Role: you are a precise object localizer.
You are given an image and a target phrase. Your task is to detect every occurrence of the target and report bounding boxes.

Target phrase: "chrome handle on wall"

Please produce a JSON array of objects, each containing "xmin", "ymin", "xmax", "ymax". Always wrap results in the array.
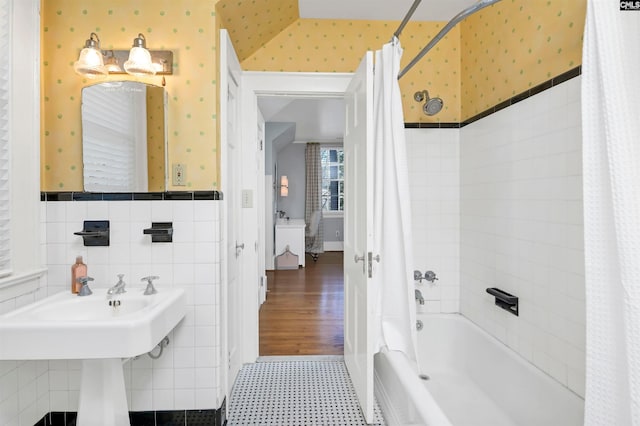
[{"xmin": 235, "ymin": 242, "xmax": 245, "ymax": 258}]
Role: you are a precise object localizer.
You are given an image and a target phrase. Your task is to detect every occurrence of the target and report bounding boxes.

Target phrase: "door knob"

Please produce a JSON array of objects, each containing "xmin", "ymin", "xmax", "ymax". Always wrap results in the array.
[{"xmin": 354, "ymin": 254, "xmax": 365, "ymax": 263}]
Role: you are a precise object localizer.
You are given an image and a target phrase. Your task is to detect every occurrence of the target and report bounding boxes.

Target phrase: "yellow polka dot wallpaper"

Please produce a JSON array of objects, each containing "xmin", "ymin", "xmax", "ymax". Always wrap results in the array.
[
  {"xmin": 41, "ymin": 0, "xmax": 586, "ymax": 191},
  {"xmin": 41, "ymin": 0, "xmax": 219, "ymax": 191},
  {"xmin": 216, "ymin": 0, "xmax": 299, "ymax": 62},
  {"xmin": 461, "ymin": 0, "xmax": 586, "ymax": 119},
  {"xmin": 146, "ymin": 85, "xmax": 166, "ymax": 192},
  {"xmin": 242, "ymin": 19, "xmax": 462, "ymax": 123}
]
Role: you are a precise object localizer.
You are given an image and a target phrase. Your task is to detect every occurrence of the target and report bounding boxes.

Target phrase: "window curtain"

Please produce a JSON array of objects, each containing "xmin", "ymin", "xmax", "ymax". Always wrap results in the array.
[
  {"xmin": 305, "ymin": 143, "xmax": 324, "ymax": 254},
  {"xmin": 582, "ymin": 1, "xmax": 640, "ymax": 424}
]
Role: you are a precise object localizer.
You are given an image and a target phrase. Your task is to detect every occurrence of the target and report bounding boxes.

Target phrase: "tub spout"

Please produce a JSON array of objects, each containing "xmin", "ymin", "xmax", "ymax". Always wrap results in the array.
[{"xmin": 415, "ymin": 289, "xmax": 425, "ymax": 305}]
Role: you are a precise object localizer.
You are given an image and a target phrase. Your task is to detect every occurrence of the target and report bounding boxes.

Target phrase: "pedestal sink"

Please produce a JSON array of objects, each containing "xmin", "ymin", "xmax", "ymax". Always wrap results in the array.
[{"xmin": 0, "ymin": 287, "xmax": 186, "ymax": 426}]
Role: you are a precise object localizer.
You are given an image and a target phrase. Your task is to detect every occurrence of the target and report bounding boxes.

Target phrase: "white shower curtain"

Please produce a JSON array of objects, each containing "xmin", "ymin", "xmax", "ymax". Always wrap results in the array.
[
  {"xmin": 372, "ymin": 38, "xmax": 418, "ymax": 362},
  {"xmin": 582, "ymin": 2, "xmax": 640, "ymax": 425}
]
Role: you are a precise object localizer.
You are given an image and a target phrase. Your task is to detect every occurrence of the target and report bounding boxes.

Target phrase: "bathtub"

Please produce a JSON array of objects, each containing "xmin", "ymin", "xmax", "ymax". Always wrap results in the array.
[{"xmin": 374, "ymin": 314, "xmax": 584, "ymax": 426}]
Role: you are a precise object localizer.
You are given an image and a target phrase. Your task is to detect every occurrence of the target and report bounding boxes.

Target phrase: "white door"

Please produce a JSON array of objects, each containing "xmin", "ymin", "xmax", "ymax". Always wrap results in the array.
[
  {"xmin": 220, "ymin": 30, "xmax": 243, "ymax": 394},
  {"xmin": 343, "ymin": 51, "xmax": 375, "ymax": 423}
]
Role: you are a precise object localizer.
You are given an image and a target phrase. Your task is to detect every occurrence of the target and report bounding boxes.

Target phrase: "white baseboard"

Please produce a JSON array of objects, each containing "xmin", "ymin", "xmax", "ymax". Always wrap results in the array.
[{"xmin": 323, "ymin": 241, "xmax": 344, "ymax": 251}]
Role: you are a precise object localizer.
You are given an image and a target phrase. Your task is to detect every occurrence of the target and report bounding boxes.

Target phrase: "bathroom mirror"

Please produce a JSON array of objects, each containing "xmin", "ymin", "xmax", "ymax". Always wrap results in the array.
[{"xmin": 81, "ymin": 81, "xmax": 167, "ymax": 192}]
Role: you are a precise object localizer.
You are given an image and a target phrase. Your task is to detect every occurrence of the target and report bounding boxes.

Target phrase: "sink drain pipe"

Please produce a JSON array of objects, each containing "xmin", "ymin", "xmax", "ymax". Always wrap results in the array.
[{"xmin": 147, "ymin": 336, "xmax": 170, "ymax": 359}]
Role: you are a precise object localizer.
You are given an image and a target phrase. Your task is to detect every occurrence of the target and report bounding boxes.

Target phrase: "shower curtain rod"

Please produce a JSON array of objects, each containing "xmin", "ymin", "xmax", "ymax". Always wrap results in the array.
[
  {"xmin": 392, "ymin": 0, "xmax": 422, "ymax": 41},
  {"xmin": 397, "ymin": 0, "xmax": 502, "ymax": 80}
]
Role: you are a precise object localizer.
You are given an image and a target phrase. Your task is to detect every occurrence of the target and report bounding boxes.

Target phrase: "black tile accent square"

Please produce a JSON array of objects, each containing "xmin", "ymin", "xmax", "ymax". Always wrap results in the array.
[
  {"xmin": 194, "ymin": 191, "xmax": 222, "ymax": 200},
  {"xmin": 65, "ymin": 412, "xmax": 77, "ymax": 426},
  {"xmin": 48, "ymin": 412, "xmax": 66, "ymax": 425},
  {"xmin": 164, "ymin": 192, "xmax": 194, "ymax": 200},
  {"xmin": 493, "ymin": 99, "xmax": 512, "ymax": 113},
  {"xmin": 102, "ymin": 192, "xmax": 134, "ymax": 201},
  {"xmin": 529, "ymin": 80, "xmax": 553, "ymax": 97},
  {"xmin": 510, "ymin": 91, "xmax": 530, "ymax": 105},
  {"xmin": 156, "ymin": 410, "xmax": 186, "ymax": 426},
  {"xmin": 72, "ymin": 192, "xmax": 103, "ymax": 201},
  {"xmin": 186, "ymin": 409, "xmax": 218, "ymax": 426},
  {"xmin": 553, "ymin": 66, "xmax": 581, "ymax": 85},
  {"xmin": 45, "ymin": 192, "xmax": 73, "ymax": 201},
  {"xmin": 129, "ymin": 411, "xmax": 156, "ymax": 426},
  {"xmin": 134, "ymin": 192, "xmax": 164, "ymax": 200}
]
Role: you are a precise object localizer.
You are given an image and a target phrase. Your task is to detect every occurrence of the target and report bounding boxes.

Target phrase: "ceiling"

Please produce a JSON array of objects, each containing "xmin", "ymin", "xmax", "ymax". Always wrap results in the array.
[
  {"xmin": 259, "ymin": 97, "xmax": 345, "ymax": 151},
  {"xmin": 259, "ymin": 0, "xmax": 479, "ymax": 149},
  {"xmin": 298, "ymin": 0, "xmax": 479, "ymax": 22}
]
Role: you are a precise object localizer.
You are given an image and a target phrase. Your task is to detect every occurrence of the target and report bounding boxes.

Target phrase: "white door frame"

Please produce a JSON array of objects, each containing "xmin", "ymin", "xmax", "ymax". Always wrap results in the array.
[{"xmin": 238, "ymin": 71, "xmax": 353, "ymax": 363}]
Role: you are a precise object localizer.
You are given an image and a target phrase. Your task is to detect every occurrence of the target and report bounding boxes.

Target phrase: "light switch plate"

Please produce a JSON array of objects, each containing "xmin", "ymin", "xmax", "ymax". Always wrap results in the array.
[
  {"xmin": 172, "ymin": 163, "xmax": 186, "ymax": 186},
  {"xmin": 242, "ymin": 189, "xmax": 253, "ymax": 208}
]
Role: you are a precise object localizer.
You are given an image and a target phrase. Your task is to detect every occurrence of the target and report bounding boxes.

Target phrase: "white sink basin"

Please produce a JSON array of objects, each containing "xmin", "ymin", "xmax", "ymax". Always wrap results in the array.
[{"xmin": 0, "ymin": 287, "xmax": 186, "ymax": 360}]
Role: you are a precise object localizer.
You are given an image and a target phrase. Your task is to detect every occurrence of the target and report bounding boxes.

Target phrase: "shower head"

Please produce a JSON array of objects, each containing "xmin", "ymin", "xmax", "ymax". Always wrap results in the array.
[
  {"xmin": 424, "ymin": 97, "xmax": 444, "ymax": 116},
  {"xmin": 414, "ymin": 90, "xmax": 444, "ymax": 116}
]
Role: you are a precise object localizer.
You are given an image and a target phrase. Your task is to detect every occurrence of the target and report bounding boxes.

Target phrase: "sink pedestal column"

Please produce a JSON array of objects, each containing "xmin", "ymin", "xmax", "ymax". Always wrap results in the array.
[{"xmin": 77, "ymin": 359, "xmax": 130, "ymax": 426}]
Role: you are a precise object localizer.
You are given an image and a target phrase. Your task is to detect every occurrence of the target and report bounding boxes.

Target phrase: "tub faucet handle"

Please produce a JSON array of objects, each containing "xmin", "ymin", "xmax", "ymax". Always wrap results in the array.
[{"xmin": 424, "ymin": 270, "xmax": 438, "ymax": 283}]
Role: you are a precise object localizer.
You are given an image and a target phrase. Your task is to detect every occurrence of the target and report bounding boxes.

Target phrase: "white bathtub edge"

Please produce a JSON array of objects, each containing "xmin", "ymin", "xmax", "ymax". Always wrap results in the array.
[
  {"xmin": 374, "ymin": 366, "xmax": 401, "ymax": 426},
  {"xmin": 374, "ymin": 350, "xmax": 452, "ymax": 426}
]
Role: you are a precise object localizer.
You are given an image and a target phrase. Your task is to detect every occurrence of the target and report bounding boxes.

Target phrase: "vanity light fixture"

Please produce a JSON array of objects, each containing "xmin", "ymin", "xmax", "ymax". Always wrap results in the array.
[
  {"xmin": 124, "ymin": 33, "xmax": 156, "ymax": 76},
  {"xmin": 280, "ymin": 176, "xmax": 289, "ymax": 197},
  {"xmin": 73, "ymin": 32, "xmax": 108, "ymax": 78},
  {"xmin": 74, "ymin": 32, "xmax": 173, "ymax": 78},
  {"xmin": 103, "ymin": 50, "xmax": 122, "ymax": 73}
]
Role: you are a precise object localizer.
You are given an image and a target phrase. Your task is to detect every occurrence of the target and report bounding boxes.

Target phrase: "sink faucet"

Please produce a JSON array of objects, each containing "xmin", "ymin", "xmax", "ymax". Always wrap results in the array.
[
  {"xmin": 107, "ymin": 274, "xmax": 127, "ymax": 298},
  {"xmin": 76, "ymin": 276, "xmax": 94, "ymax": 297},
  {"xmin": 415, "ymin": 289, "xmax": 425, "ymax": 305}
]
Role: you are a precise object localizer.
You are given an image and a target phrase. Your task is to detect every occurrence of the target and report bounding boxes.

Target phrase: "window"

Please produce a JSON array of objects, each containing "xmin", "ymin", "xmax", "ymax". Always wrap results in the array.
[{"xmin": 321, "ymin": 147, "xmax": 344, "ymax": 213}]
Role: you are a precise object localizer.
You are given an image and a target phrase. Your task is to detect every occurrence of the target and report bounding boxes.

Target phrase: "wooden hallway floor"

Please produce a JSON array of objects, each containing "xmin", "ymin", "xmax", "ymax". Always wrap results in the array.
[{"xmin": 259, "ymin": 251, "xmax": 344, "ymax": 356}]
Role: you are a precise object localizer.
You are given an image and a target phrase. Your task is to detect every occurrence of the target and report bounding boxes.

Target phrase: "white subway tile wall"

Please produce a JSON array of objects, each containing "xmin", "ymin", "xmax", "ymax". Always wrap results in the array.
[
  {"xmin": 0, "ymin": 292, "xmax": 49, "ymax": 426},
  {"xmin": 40, "ymin": 199, "xmax": 224, "ymax": 412},
  {"xmin": 406, "ymin": 129, "xmax": 461, "ymax": 313},
  {"xmin": 459, "ymin": 77, "xmax": 585, "ymax": 397}
]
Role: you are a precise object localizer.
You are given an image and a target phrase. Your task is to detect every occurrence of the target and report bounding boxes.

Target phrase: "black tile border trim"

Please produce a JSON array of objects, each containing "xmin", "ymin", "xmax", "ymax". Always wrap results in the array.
[
  {"xmin": 42, "ymin": 191, "xmax": 223, "ymax": 201},
  {"xmin": 405, "ymin": 66, "xmax": 581, "ymax": 129},
  {"xmin": 37, "ymin": 404, "xmax": 226, "ymax": 426}
]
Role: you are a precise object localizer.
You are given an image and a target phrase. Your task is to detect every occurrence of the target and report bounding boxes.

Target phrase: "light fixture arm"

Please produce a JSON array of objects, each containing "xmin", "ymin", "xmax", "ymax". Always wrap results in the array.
[
  {"xmin": 132, "ymin": 33, "xmax": 147, "ymax": 49},
  {"xmin": 84, "ymin": 32, "xmax": 101, "ymax": 49}
]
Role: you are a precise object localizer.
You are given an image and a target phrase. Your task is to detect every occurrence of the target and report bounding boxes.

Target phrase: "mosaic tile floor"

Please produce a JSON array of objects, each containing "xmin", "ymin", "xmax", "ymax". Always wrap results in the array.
[{"xmin": 227, "ymin": 356, "xmax": 386, "ymax": 425}]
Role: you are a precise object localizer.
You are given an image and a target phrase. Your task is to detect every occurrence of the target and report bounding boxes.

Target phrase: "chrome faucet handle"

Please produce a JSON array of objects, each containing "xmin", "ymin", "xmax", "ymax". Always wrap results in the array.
[
  {"xmin": 424, "ymin": 270, "xmax": 438, "ymax": 283},
  {"xmin": 141, "ymin": 276, "xmax": 159, "ymax": 295},
  {"xmin": 76, "ymin": 276, "xmax": 94, "ymax": 297},
  {"xmin": 115, "ymin": 274, "xmax": 127, "ymax": 294},
  {"xmin": 413, "ymin": 270, "xmax": 424, "ymax": 282}
]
